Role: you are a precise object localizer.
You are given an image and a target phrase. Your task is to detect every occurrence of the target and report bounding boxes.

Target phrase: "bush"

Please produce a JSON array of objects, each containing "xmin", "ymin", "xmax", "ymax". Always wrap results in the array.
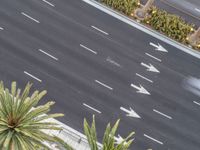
[
  {"xmin": 101, "ymin": 0, "xmax": 140, "ymax": 15},
  {"xmin": 143, "ymin": 6, "xmax": 195, "ymax": 44}
]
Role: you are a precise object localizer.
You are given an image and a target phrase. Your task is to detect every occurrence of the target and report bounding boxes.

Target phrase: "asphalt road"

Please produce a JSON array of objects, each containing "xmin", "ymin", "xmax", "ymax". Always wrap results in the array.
[
  {"xmin": 141, "ymin": 0, "xmax": 200, "ymax": 26},
  {"xmin": 0, "ymin": 0, "xmax": 200, "ymax": 150}
]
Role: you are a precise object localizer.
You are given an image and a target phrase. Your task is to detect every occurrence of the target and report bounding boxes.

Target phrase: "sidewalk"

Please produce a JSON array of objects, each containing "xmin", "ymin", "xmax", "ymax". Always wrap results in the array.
[{"xmin": 43, "ymin": 118, "xmax": 102, "ymax": 150}]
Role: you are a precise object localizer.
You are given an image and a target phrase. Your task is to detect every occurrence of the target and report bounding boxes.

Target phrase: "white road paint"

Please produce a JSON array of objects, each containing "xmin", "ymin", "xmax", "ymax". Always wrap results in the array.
[
  {"xmin": 144, "ymin": 134, "xmax": 164, "ymax": 145},
  {"xmin": 131, "ymin": 83, "xmax": 150, "ymax": 95},
  {"xmin": 120, "ymin": 107, "xmax": 141, "ymax": 118},
  {"xmin": 80, "ymin": 44, "xmax": 97, "ymax": 54},
  {"xmin": 153, "ymin": 109, "xmax": 172, "ymax": 119},
  {"xmin": 95, "ymin": 80, "xmax": 113, "ymax": 90},
  {"xmin": 195, "ymin": 8, "xmax": 200, "ymax": 13},
  {"xmin": 114, "ymin": 135, "xmax": 126, "ymax": 145},
  {"xmin": 24, "ymin": 71, "xmax": 42, "ymax": 82},
  {"xmin": 145, "ymin": 53, "xmax": 162, "ymax": 62},
  {"xmin": 21, "ymin": 12, "xmax": 40, "ymax": 23},
  {"xmin": 91, "ymin": 25, "xmax": 109, "ymax": 35},
  {"xmin": 83, "ymin": 103, "xmax": 102, "ymax": 114},
  {"xmin": 0, "ymin": 27, "xmax": 4, "ymax": 30},
  {"xmin": 150, "ymin": 42, "xmax": 168, "ymax": 52},
  {"xmin": 141, "ymin": 62, "xmax": 160, "ymax": 73},
  {"xmin": 42, "ymin": 0, "xmax": 55, "ymax": 7},
  {"xmin": 106, "ymin": 57, "xmax": 121, "ymax": 67},
  {"xmin": 38, "ymin": 49, "xmax": 58, "ymax": 60},
  {"xmin": 136, "ymin": 73, "xmax": 153, "ymax": 83},
  {"xmin": 193, "ymin": 101, "xmax": 200, "ymax": 106}
]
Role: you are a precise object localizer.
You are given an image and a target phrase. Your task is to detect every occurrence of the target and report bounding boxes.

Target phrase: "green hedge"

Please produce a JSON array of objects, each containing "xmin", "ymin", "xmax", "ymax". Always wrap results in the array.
[
  {"xmin": 100, "ymin": 0, "xmax": 140, "ymax": 15},
  {"xmin": 143, "ymin": 6, "xmax": 195, "ymax": 44}
]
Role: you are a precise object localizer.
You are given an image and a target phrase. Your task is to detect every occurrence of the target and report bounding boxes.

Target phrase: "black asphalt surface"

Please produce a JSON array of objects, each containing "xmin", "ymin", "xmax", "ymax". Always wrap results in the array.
[{"xmin": 0, "ymin": 0, "xmax": 200, "ymax": 150}]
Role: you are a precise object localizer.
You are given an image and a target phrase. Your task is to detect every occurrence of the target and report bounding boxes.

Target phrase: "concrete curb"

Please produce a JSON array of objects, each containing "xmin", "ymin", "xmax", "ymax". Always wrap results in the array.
[{"xmin": 82, "ymin": 0, "xmax": 200, "ymax": 59}]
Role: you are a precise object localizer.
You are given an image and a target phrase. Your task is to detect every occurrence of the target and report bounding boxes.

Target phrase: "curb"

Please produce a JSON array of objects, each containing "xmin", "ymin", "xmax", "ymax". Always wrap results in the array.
[{"xmin": 82, "ymin": 0, "xmax": 200, "ymax": 59}]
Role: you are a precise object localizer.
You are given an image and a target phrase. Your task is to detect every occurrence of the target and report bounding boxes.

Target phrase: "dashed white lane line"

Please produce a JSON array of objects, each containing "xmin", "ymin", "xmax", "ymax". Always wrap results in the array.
[
  {"xmin": 144, "ymin": 134, "xmax": 164, "ymax": 145},
  {"xmin": 80, "ymin": 44, "xmax": 97, "ymax": 54},
  {"xmin": 145, "ymin": 53, "xmax": 162, "ymax": 62},
  {"xmin": 91, "ymin": 25, "xmax": 109, "ymax": 35},
  {"xmin": 136, "ymin": 73, "xmax": 153, "ymax": 83},
  {"xmin": 195, "ymin": 8, "xmax": 200, "ymax": 13},
  {"xmin": 21, "ymin": 12, "xmax": 40, "ymax": 23},
  {"xmin": 193, "ymin": 101, "xmax": 200, "ymax": 106},
  {"xmin": 153, "ymin": 109, "xmax": 172, "ymax": 120},
  {"xmin": 95, "ymin": 80, "xmax": 113, "ymax": 90},
  {"xmin": 24, "ymin": 71, "xmax": 42, "ymax": 82},
  {"xmin": 0, "ymin": 27, "xmax": 4, "ymax": 30},
  {"xmin": 83, "ymin": 103, "xmax": 102, "ymax": 114},
  {"xmin": 42, "ymin": 0, "xmax": 55, "ymax": 7},
  {"xmin": 38, "ymin": 49, "xmax": 58, "ymax": 61}
]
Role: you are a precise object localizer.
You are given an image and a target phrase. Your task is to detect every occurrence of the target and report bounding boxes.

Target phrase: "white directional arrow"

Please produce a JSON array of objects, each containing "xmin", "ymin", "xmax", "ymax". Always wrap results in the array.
[
  {"xmin": 141, "ymin": 62, "xmax": 160, "ymax": 73},
  {"xmin": 114, "ymin": 134, "xmax": 126, "ymax": 145},
  {"xmin": 131, "ymin": 84, "xmax": 151, "ymax": 95},
  {"xmin": 150, "ymin": 42, "xmax": 168, "ymax": 52},
  {"xmin": 120, "ymin": 107, "xmax": 141, "ymax": 118}
]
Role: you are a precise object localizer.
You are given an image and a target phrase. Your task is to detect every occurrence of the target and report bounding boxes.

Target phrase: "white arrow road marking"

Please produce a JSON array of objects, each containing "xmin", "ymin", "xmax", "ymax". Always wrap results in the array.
[
  {"xmin": 24, "ymin": 71, "xmax": 42, "ymax": 82},
  {"xmin": 114, "ymin": 135, "xmax": 126, "ymax": 145},
  {"xmin": 153, "ymin": 109, "xmax": 172, "ymax": 120},
  {"xmin": 144, "ymin": 134, "xmax": 164, "ymax": 145},
  {"xmin": 145, "ymin": 53, "xmax": 162, "ymax": 62},
  {"xmin": 42, "ymin": 0, "xmax": 55, "ymax": 7},
  {"xmin": 150, "ymin": 42, "xmax": 168, "ymax": 52},
  {"xmin": 131, "ymin": 84, "xmax": 150, "ymax": 95},
  {"xmin": 95, "ymin": 80, "xmax": 113, "ymax": 90},
  {"xmin": 120, "ymin": 107, "xmax": 141, "ymax": 118},
  {"xmin": 141, "ymin": 62, "xmax": 160, "ymax": 73},
  {"xmin": 91, "ymin": 25, "xmax": 109, "ymax": 35},
  {"xmin": 83, "ymin": 103, "xmax": 101, "ymax": 114},
  {"xmin": 136, "ymin": 73, "xmax": 153, "ymax": 83},
  {"xmin": 21, "ymin": 12, "xmax": 40, "ymax": 23},
  {"xmin": 193, "ymin": 101, "xmax": 200, "ymax": 106},
  {"xmin": 38, "ymin": 49, "xmax": 58, "ymax": 61}
]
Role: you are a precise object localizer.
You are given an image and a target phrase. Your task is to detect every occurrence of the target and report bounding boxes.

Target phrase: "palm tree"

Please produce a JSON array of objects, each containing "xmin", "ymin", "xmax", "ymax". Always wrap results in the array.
[
  {"xmin": 0, "ymin": 81, "xmax": 64, "ymax": 150},
  {"xmin": 84, "ymin": 115, "xmax": 134, "ymax": 150}
]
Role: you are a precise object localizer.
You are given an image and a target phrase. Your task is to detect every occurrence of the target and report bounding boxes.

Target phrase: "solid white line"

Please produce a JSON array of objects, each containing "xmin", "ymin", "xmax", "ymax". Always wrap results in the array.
[
  {"xmin": 21, "ymin": 12, "xmax": 40, "ymax": 23},
  {"xmin": 145, "ymin": 53, "xmax": 161, "ymax": 62},
  {"xmin": 144, "ymin": 134, "xmax": 163, "ymax": 145},
  {"xmin": 0, "ymin": 27, "xmax": 4, "ymax": 30},
  {"xmin": 80, "ymin": 44, "xmax": 97, "ymax": 54},
  {"xmin": 38, "ymin": 49, "xmax": 58, "ymax": 60},
  {"xmin": 95, "ymin": 80, "xmax": 113, "ymax": 90},
  {"xmin": 136, "ymin": 73, "xmax": 153, "ymax": 83},
  {"xmin": 193, "ymin": 101, "xmax": 200, "ymax": 106},
  {"xmin": 195, "ymin": 8, "xmax": 200, "ymax": 13},
  {"xmin": 153, "ymin": 109, "xmax": 172, "ymax": 119},
  {"xmin": 83, "ymin": 103, "xmax": 102, "ymax": 114},
  {"xmin": 42, "ymin": 0, "xmax": 55, "ymax": 7},
  {"xmin": 91, "ymin": 25, "xmax": 109, "ymax": 35},
  {"xmin": 24, "ymin": 71, "xmax": 42, "ymax": 82}
]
